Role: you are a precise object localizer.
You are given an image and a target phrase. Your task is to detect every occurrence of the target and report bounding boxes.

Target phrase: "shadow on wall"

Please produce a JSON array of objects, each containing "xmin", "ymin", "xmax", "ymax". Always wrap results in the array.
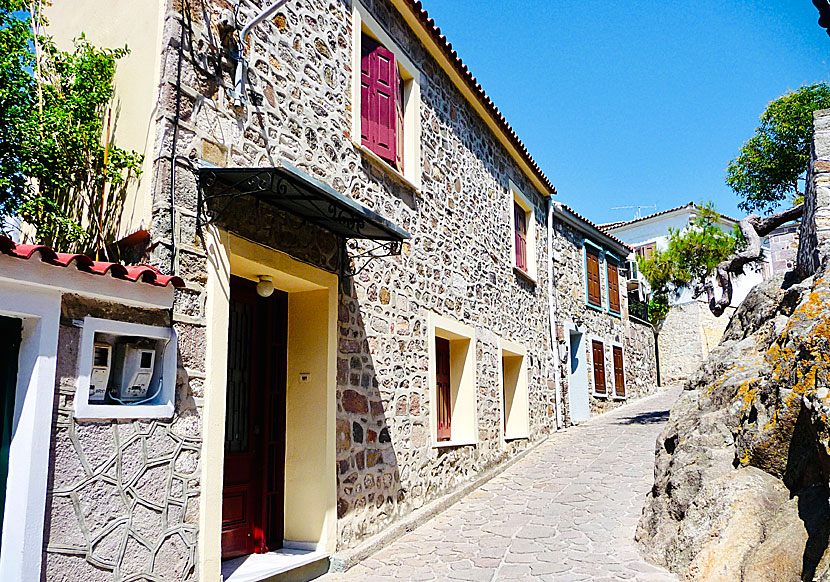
[{"xmin": 336, "ymin": 277, "xmax": 407, "ymax": 548}]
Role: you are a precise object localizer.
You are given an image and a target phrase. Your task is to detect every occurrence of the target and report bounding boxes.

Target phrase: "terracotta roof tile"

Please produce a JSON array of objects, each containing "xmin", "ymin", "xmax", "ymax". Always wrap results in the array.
[
  {"xmin": 599, "ymin": 202, "xmax": 741, "ymax": 231},
  {"xmin": 0, "ymin": 235, "xmax": 185, "ymax": 288},
  {"xmin": 554, "ymin": 203, "xmax": 632, "ymax": 251}
]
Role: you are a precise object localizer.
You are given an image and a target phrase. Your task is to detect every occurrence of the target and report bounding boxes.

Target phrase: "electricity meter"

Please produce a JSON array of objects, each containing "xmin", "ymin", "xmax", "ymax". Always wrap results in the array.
[
  {"xmin": 89, "ymin": 343, "xmax": 112, "ymax": 403},
  {"xmin": 113, "ymin": 343, "xmax": 156, "ymax": 401}
]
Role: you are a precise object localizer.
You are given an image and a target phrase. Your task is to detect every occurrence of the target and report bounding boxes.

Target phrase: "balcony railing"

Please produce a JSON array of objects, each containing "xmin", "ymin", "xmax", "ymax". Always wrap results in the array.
[{"xmin": 629, "ymin": 298, "xmax": 649, "ymax": 322}]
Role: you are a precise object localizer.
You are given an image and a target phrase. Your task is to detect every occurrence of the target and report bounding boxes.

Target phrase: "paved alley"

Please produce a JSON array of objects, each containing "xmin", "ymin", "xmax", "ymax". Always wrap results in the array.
[{"xmin": 322, "ymin": 386, "xmax": 682, "ymax": 582}]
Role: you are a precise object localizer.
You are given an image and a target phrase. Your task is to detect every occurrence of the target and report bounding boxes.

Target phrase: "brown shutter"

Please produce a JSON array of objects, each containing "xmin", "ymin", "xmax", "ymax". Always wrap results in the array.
[
  {"xmin": 586, "ymin": 248, "xmax": 601, "ymax": 307},
  {"xmin": 613, "ymin": 346, "xmax": 625, "ymax": 398},
  {"xmin": 592, "ymin": 340, "xmax": 606, "ymax": 395},
  {"xmin": 436, "ymin": 337, "xmax": 452, "ymax": 441},
  {"xmin": 608, "ymin": 261, "xmax": 620, "ymax": 313}
]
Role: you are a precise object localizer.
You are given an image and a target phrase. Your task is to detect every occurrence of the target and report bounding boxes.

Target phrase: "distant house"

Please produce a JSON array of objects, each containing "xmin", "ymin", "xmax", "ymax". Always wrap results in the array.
[{"xmin": 602, "ymin": 203, "xmax": 771, "ymax": 383}]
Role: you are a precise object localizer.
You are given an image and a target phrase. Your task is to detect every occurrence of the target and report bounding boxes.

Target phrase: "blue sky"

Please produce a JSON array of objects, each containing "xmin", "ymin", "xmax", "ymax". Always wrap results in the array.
[{"xmin": 420, "ymin": 0, "xmax": 830, "ymax": 224}]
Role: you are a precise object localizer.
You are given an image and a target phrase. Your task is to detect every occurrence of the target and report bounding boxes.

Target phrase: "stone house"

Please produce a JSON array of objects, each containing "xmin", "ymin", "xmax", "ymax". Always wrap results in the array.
[
  {"xmin": 23, "ymin": 0, "xmax": 660, "ymax": 580},
  {"xmin": 602, "ymin": 202, "xmax": 770, "ymax": 384},
  {"xmin": 551, "ymin": 204, "xmax": 658, "ymax": 424}
]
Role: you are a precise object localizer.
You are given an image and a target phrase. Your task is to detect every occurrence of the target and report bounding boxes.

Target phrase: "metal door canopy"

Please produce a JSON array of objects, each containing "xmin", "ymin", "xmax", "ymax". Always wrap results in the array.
[{"xmin": 197, "ymin": 161, "xmax": 411, "ymax": 243}]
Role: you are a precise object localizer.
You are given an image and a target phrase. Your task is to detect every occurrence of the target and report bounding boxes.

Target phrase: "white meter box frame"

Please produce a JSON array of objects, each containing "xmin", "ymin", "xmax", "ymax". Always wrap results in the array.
[{"xmin": 74, "ymin": 316, "xmax": 178, "ymax": 420}]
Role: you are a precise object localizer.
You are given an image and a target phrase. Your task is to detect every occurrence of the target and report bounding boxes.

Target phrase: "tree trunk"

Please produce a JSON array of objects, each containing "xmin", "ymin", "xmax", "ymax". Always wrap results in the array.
[{"xmin": 705, "ymin": 204, "xmax": 803, "ymax": 316}]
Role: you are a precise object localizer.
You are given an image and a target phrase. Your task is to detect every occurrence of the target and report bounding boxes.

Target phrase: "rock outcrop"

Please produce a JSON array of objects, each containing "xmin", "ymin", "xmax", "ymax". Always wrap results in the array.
[
  {"xmin": 637, "ymin": 107, "xmax": 830, "ymax": 582},
  {"xmin": 637, "ymin": 258, "xmax": 830, "ymax": 581}
]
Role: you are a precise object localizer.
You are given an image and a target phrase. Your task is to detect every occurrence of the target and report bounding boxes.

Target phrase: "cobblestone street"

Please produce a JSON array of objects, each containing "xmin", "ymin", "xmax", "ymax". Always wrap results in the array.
[{"xmin": 322, "ymin": 387, "xmax": 682, "ymax": 582}]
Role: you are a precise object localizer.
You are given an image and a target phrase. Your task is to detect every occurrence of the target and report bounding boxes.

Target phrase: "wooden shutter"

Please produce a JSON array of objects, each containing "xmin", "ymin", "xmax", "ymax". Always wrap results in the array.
[
  {"xmin": 607, "ymin": 261, "xmax": 620, "ymax": 313},
  {"xmin": 592, "ymin": 340, "xmax": 606, "ymax": 395},
  {"xmin": 395, "ymin": 69, "xmax": 404, "ymax": 173},
  {"xmin": 613, "ymin": 346, "xmax": 625, "ymax": 398},
  {"xmin": 514, "ymin": 202, "xmax": 527, "ymax": 272},
  {"xmin": 360, "ymin": 34, "xmax": 398, "ymax": 165},
  {"xmin": 586, "ymin": 248, "xmax": 601, "ymax": 307},
  {"xmin": 436, "ymin": 337, "xmax": 452, "ymax": 441}
]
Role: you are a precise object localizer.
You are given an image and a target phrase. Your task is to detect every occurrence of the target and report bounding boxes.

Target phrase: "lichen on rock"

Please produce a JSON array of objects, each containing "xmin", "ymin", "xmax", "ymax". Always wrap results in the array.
[{"xmin": 636, "ymin": 252, "xmax": 830, "ymax": 581}]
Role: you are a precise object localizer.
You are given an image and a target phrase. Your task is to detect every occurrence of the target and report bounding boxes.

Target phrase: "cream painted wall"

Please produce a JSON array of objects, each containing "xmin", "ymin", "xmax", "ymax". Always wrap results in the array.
[
  {"xmin": 285, "ymin": 289, "xmax": 337, "ymax": 551},
  {"xmin": 200, "ymin": 230, "xmax": 338, "ymax": 580},
  {"xmin": 500, "ymin": 339, "xmax": 528, "ymax": 440},
  {"xmin": 47, "ymin": 0, "xmax": 165, "ymax": 239}
]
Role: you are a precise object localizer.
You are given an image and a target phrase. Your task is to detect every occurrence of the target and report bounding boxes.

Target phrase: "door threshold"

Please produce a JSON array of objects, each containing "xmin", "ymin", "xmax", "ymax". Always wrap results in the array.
[{"xmin": 221, "ymin": 548, "xmax": 330, "ymax": 582}]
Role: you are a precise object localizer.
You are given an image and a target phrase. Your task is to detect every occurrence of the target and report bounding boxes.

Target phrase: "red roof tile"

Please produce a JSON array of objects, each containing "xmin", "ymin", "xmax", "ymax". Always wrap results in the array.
[
  {"xmin": 0, "ymin": 235, "xmax": 185, "ymax": 289},
  {"xmin": 554, "ymin": 203, "xmax": 633, "ymax": 251},
  {"xmin": 404, "ymin": 1, "xmax": 556, "ymax": 196}
]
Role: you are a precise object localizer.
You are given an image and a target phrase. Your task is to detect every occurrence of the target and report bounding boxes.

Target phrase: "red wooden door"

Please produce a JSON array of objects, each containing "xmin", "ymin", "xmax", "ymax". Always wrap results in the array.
[
  {"xmin": 592, "ymin": 340, "xmax": 606, "ymax": 395},
  {"xmin": 222, "ymin": 277, "xmax": 287, "ymax": 559},
  {"xmin": 613, "ymin": 346, "xmax": 625, "ymax": 398},
  {"xmin": 436, "ymin": 337, "xmax": 452, "ymax": 442}
]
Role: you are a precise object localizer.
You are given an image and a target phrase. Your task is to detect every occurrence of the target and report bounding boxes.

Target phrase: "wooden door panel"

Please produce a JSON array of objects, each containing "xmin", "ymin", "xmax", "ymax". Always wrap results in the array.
[
  {"xmin": 613, "ymin": 346, "xmax": 625, "ymax": 397},
  {"xmin": 222, "ymin": 277, "xmax": 287, "ymax": 560},
  {"xmin": 592, "ymin": 340, "xmax": 606, "ymax": 395}
]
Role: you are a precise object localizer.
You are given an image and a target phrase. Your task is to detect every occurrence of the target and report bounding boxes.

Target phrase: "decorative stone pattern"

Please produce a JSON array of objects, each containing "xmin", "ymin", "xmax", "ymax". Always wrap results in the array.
[
  {"xmin": 42, "ymin": 295, "xmax": 200, "ymax": 581},
  {"xmin": 550, "ymin": 220, "xmax": 658, "ymax": 422}
]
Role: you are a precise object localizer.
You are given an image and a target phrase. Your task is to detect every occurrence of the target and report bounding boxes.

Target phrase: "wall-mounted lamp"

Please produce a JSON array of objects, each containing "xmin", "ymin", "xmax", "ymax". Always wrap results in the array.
[{"xmin": 256, "ymin": 275, "xmax": 274, "ymax": 298}]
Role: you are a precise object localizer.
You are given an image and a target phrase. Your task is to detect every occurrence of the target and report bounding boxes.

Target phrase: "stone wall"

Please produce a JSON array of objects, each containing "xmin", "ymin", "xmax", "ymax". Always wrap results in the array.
[
  {"xmin": 657, "ymin": 301, "xmax": 734, "ymax": 385},
  {"xmin": 148, "ymin": 0, "xmax": 558, "ymax": 554},
  {"xmin": 42, "ymin": 295, "xmax": 200, "ymax": 581},
  {"xmin": 798, "ymin": 108, "xmax": 830, "ymax": 278},
  {"xmin": 551, "ymin": 220, "xmax": 658, "ymax": 423}
]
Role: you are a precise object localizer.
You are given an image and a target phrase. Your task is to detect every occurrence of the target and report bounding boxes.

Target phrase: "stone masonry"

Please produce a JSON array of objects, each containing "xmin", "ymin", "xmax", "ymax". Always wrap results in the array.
[
  {"xmin": 551, "ymin": 218, "xmax": 658, "ymax": 422},
  {"xmin": 39, "ymin": 0, "xmax": 658, "ymax": 577},
  {"xmin": 42, "ymin": 295, "xmax": 200, "ymax": 581}
]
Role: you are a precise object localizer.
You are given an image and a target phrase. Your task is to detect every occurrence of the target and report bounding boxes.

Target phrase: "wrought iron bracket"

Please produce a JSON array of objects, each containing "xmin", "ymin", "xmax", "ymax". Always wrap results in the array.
[
  {"xmin": 196, "ymin": 168, "xmax": 275, "ymax": 234},
  {"xmin": 342, "ymin": 239, "xmax": 403, "ymax": 279}
]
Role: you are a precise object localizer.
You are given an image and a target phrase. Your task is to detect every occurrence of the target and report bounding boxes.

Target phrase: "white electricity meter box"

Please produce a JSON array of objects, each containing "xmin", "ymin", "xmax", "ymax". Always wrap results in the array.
[
  {"xmin": 89, "ymin": 343, "xmax": 112, "ymax": 403},
  {"xmin": 112, "ymin": 343, "xmax": 157, "ymax": 401}
]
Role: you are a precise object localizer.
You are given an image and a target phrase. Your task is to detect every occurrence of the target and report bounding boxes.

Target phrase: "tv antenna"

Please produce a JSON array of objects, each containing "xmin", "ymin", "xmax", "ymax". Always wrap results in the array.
[{"xmin": 611, "ymin": 205, "xmax": 658, "ymax": 220}]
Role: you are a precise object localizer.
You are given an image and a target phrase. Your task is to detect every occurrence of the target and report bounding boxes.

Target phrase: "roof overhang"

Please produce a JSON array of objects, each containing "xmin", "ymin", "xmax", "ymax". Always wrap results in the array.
[
  {"xmin": 553, "ymin": 203, "xmax": 631, "ymax": 258},
  {"xmin": 198, "ymin": 162, "xmax": 411, "ymax": 243}
]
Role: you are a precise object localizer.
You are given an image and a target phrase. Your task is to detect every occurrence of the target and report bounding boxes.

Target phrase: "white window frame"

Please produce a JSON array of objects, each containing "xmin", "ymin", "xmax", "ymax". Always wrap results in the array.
[
  {"xmin": 351, "ymin": 1, "xmax": 422, "ymax": 190},
  {"xmin": 610, "ymin": 341, "xmax": 627, "ymax": 400},
  {"xmin": 74, "ymin": 317, "xmax": 177, "ymax": 420},
  {"xmin": 509, "ymin": 180, "xmax": 538, "ymax": 283},
  {"xmin": 499, "ymin": 338, "xmax": 529, "ymax": 441},
  {"xmin": 428, "ymin": 312, "xmax": 477, "ymax": 447}
]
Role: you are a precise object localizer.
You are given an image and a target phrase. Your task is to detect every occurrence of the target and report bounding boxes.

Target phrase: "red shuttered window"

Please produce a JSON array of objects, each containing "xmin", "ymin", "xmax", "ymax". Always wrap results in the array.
[
  {"xmin": 514, "ymin": 202, "xmax": 527, "ymax": 272},
  {"xmin": 592, "ymin": 340, "xmax": 606, "ymax": 395},
  {"xmin": 361, "ymin": 34, "xmax": 403, "ymax": 172},
  {"xmin": 435, "ymin": 337, "xmax": 452, "ymax": 442},
  {"xmin": 586, "ymin": 248, "xmax": 601, "ymax": 307},
  {"xmin": 613, "ymin": 346, "xmax": 625, "ymax": 398},
  {"xmin": 607, "ymin": 261, "xmax": 620, "ymax": 314}
]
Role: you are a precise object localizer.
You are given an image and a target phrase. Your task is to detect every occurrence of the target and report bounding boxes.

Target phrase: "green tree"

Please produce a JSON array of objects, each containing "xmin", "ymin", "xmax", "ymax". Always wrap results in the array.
[
  {"xmin": 726, "ymin": 83, "xmax": 830, "ymax": 215},
  {"xmin": 0, "ymin": 1, "xmax": 142, "ymax": 256},
  {"xmin": 638, "ymin": 203, "xmax": 741, "ymax": 326}
]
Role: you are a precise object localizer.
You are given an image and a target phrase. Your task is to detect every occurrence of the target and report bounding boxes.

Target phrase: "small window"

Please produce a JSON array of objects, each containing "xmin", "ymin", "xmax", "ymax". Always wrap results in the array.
[
  {"xmin": 636, "ymin": 243, "xmax": 656, "ymax": 260},
  {"xmin": 501, "ymin": 340, "xmax": 529, "ymax": 440},
  {"xmin": 607, "ymin": 260, "xmax": 621, "ymax": 314},
  {"xmin": 586, "ymin": 247, "xmax": 602, "ymax": 308},
  {"xmin": 514, "ymin": 201, "xmax": 527, "ymax": 272},
  {"xmin": 360, "ymin": 33, "xmax": 404, "ymax": 173},
  {"xmin": 435, "ymin": 337, "xmax": 452, "ymax": 442},
  {"xmin": 510, "ymin": 183, "xmax": 537, "ymax": 281},
  {"xmin": 429, "ymin": 313, "xmax": 477, "ymax": 447},
  {"xmin": 592, "ymin": 340, "xmax": 606, "ymax": 396},
  {"xmin": 613, "ymin": 345, "xmax": 625, "ymax": 398}
]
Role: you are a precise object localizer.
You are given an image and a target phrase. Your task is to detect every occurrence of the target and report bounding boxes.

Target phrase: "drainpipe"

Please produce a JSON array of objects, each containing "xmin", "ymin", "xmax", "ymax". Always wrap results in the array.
[
  {"xmin": 229, "ymin": 0, "xmax": 289, "ymax": 106},
  {"xmin": 548, "ymin": 198, "xmax": 562, "ymax": 430}
]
